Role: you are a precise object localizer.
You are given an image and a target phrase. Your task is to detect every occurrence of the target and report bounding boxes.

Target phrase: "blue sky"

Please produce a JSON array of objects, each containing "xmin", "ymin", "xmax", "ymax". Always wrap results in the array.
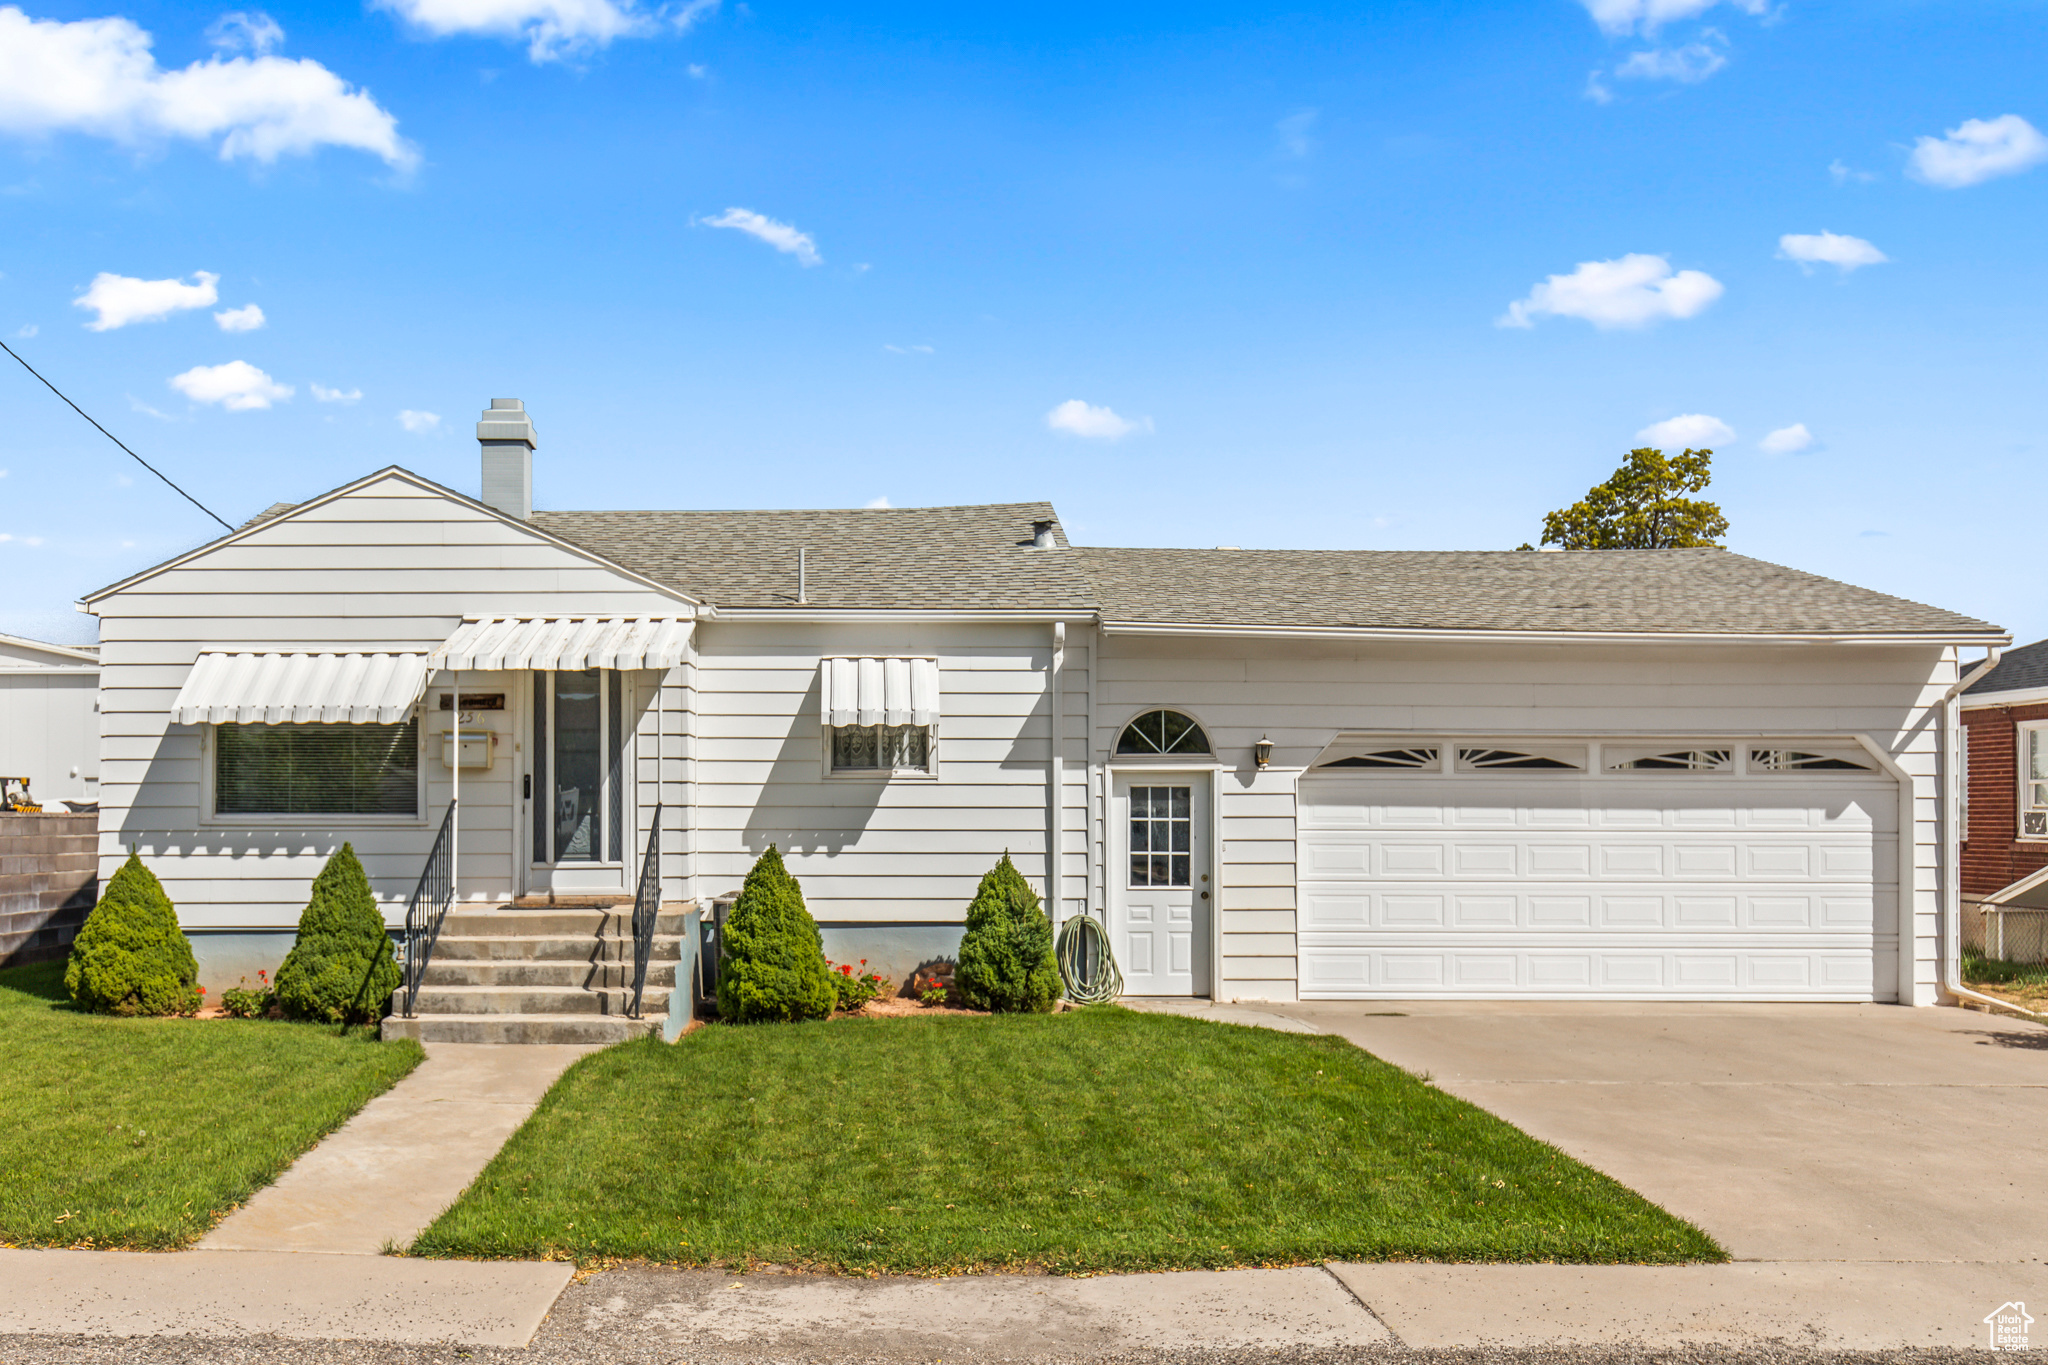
[{"xmin": 3, "ymin": 0, "xmax": 2045, "ymax": 646}]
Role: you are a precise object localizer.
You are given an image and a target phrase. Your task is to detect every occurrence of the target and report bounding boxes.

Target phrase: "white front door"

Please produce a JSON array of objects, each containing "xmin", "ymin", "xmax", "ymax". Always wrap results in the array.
[{"xmin": 1114, "ymin": 774, "xmax": 1211, "ymax": 996}]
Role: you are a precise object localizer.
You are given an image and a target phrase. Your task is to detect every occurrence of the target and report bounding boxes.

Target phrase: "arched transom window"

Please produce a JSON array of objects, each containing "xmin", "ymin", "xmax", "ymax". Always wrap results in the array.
[{"xmin": 1116, "ymin": 709, "xmax": 1211, "ymax": 756}]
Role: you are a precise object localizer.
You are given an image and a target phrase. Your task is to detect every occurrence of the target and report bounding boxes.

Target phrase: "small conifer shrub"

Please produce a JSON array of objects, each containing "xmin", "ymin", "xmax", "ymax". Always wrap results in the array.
[
  {"xmin": 716, "ymin": 845, "xmax": 836, "ymax": 1023},
  {"xmin": 273, "ymin": 843, "xmax": 400, "ymax": 1024},
  {"xmin": 953, "ymin": 853, "xmax": 1060, "ymax": 1013},
  {"xmin": 64, "ymin": 852, "xmax": 201, "ymax": 1016}
]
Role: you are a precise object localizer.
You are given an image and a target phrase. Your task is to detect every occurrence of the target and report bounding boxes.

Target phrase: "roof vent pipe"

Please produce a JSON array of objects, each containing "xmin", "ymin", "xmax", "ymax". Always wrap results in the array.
[
  {"xmin": 477, "ymin": 399, "xmax": 536, "ymax": 520},
  {"xmin": 1032, "ymin": 519, "xmax": 1056, "ymax": 549},
  {"xmin": 798, "ymin": 547, "xmax": 808, "ymax": 604}
]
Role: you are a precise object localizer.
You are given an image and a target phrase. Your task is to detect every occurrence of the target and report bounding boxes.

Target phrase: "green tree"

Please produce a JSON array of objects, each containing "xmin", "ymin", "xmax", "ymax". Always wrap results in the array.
[
  {"xmin": 1533, "ymin": 447, "xmax": 1730, "ymax": 550},
  {"xmin": 65, "ymin": 853, "xmax": 200, "ymax": 1016},
  {"xmin": 716, "ymin": 845, "xmax": 836, "ymax": 1023},
  {"xmin": 273, "ymin": 843, "xmax": 400, "ymax": 1024},
  {"xmin": 953, "ymin": 853, "xmax": 1061, "ymax": 1013}
]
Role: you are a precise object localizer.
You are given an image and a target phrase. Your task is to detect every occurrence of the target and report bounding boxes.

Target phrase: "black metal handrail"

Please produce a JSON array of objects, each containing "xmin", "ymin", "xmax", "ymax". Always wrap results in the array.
[
  {"xmin": 401, "ymin": 800, "xmax": 457, "ymax": 1018},
  {"xmin": 628, "ymin": 803, "xmax": 663, "ymax": 1018}
]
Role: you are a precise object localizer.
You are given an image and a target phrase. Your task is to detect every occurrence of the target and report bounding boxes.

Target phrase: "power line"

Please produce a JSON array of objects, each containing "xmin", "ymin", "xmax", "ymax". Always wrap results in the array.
[{"xmin": 0, "ymin": 338, "xmax": 234, "ymax": 533}]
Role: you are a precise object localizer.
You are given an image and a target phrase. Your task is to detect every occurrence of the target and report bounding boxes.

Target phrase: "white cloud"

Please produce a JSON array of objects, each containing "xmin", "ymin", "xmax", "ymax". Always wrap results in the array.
[
  {"xmin": 1499, "ymin": 254, "xmax": 1723, "ymax": 330},
  {"xmin": 1045, "ymin": 399, "xmax": 1150, "ymax": 441},
  {"xmin": 1583, "ymin": 70, "xmax": 1615, "ymax": 104},
  {"xmin": 0, "ymin": 7, "xmax": 415, "ymax": 168},
  {"xmin": 1907, "ymin": 115, "xmax": 2048, "ymax": 189},
  {"xmin": 1828, "ymin": 159, "xmax": 1876, "ymax": 186},
  {"xmin": 883, "ymin": 343, "xmax": 932, "ymax": 354},
  {"xmin": 169, "ymin": 359, "xmax": 292, "ymax": 410},
  {"xmin": 397, "ymin": 408, "xmax": 440, "ymax": 432},
  {"xmin": 700, "ymin": 207, "xmax": 821, "ymax": 266},
  {"xmin": 1759, "ymin": 422, "xmax": 1814, "ymax": 454},
  {"xmin": 377, "ymin": 0, "xmax": 718, "ymax": 63},
  {"xmin": 1275, "ymin": 109, "xmax": 1316, "ymax": 159},
  {"xmin": 1636, "ymin": 413, "xmax": 1734, "ymax": 448},
  {"xmin": 1615, "ymin": 43, "xmax": 1726, "ymax": 83},
  {"xmin": 126, "ymin": 394, "xmax": 177, "ymax": 420},
  {"xmin": 207, "ymin": 11, "xmax": 284, "ymax": 55},
  {"xmin": 13, "ymin": 323, "xmax": 34, "ymax": 338},
  {"xmin": 74, "ymin": 271, "xmax": 217, "ymax": 330},
  {"xmin": 864, "ymin": 496, "xmax": 892, "ymax": 509},
  {"xmin": 310, "ymin": 382, "xmax": 360, "ymax": 403},
  {"xmin": 1579, "ymin": 0, "xmax": 1763, "ymax": 37},
  {"xmin": 214, "ymin": 302, "xmax": 265, "ymax": 331},
  {"xmin": 1778, "ymin": 230, "xmax": 1887, "ymax": 273}
]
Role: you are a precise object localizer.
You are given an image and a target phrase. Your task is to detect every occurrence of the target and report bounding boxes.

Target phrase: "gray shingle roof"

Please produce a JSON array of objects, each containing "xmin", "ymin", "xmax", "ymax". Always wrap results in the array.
[
  {"xmin": 531, "ymin": 504, "xmax": 1097, "ymax": 611},
  {"xmin": 1075, "ymin": 546, "xmax": 2001, "ymax": 637},
  {"xmin": 1966, "ymin": 637, "xmax": 2048, "ymax": 696}
]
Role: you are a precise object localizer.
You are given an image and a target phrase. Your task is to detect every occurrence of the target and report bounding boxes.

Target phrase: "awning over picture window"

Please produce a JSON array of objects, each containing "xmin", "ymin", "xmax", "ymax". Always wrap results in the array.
[
  {"xmin": 171, "ymin": 652, "xmax": 432, "ymax": 725},
  {"xmin": 819, "ymin": 657, "xmax": 941, "ymax": 728},
  {"xmin": 433, "ymin": 617, "xmax": 695, "ymax": 671}
]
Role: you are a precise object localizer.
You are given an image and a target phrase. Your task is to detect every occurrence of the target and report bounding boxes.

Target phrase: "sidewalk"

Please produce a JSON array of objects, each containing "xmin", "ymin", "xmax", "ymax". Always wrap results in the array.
[{"xmin": 199, "ymin": 1041, "xmax": 596, "ymax": 1255}]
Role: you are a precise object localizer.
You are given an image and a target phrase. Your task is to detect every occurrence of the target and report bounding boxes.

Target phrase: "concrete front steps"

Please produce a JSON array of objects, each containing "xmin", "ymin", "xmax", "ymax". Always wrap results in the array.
[{"xmin": 383, "ymin": 903, "xmax": 694, "ymax": 1044}]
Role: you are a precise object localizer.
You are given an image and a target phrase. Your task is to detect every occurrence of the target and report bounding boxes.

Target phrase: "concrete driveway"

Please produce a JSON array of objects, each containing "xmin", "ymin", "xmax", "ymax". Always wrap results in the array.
[{"xmin": 1277, "ymin": 999, "xmax": 2048, "ymax": 1263}]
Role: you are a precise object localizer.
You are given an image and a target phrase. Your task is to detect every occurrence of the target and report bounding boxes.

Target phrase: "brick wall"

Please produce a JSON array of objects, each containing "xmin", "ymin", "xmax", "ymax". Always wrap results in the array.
[
  {"xmin": 0, "ymin": 811, "xmax": 98, "ymax": 966},
  {"xmin": 1962, "ymin": 705, "xmax": 2048, "ymax": 900}
]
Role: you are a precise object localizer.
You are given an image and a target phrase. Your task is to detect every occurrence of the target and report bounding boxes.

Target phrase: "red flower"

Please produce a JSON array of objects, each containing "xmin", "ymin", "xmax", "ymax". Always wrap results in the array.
[{"xmin": 840, "ymin": 964, "xmax": 853, "ymax": 976}]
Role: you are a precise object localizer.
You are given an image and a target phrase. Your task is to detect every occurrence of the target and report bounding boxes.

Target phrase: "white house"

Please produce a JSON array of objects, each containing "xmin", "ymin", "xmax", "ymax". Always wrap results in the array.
[
  {"xmin": 78, "ymin": 399, "xmax": 2004, "ymax": 1038},
  {"xmin": 0, "ymin": 631, "xmax": 100, "ymax": 807}
]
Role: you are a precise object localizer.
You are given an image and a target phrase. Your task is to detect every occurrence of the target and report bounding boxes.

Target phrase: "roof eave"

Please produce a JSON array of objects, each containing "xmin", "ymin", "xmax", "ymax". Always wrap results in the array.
[{"xmin": 1097, "ymin": 619, "xmax": 2012, "ymax": 647}]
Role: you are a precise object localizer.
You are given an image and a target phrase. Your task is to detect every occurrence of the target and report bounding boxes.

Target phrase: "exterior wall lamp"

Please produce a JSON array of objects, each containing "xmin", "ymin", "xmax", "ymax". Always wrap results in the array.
[{"xmin": 1254, "ymin": 735, "xmax": 1274, "ymax": 769}]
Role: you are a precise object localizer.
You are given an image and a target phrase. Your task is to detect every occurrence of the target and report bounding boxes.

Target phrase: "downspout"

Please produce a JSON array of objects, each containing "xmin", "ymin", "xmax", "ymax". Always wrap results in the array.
[
  {"xmin": 1942, "ymin": 648, "xmax": 2004, "ymax": 1010},
  {"xmin": 1049, "ymin": 621, "xmax": 1064, "ymax": 920}
]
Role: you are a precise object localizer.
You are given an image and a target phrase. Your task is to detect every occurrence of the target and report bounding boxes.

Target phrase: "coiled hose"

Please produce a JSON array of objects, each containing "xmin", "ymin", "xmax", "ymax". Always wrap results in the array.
[{"xmin": 1056, "ymin": 913, "xmax": 1122, "ymax": 1004}]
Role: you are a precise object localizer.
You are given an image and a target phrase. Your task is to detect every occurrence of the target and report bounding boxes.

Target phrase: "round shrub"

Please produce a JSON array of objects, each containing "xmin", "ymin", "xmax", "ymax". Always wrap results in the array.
[
  {"xmin": 717, "ymin": 845, "xmax": 835, "ymax": 1023},
  {"xmin": 64, "ymin": 852, "xmax": 200, "ymax": 1016},
  {"xmin": 273, "ymin": 843, "xmax": 400, "ymax": 1025},
  {"xmin": 953, "ymin": 853, "xmax": 1060, "ymax": 1013}
]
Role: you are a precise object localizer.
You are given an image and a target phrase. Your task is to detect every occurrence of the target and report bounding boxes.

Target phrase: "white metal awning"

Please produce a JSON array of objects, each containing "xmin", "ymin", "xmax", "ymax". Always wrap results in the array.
[
  {"xmin": 819, "ymin": 657, "xmax": 941, "ymax": 728},
  {"xmin": 171, "ymin": 652, "xmax": 431, "ymax": 725},
  {"xmin": 433, "ymin": 617, "xmax": 695, "ymax": 671}
]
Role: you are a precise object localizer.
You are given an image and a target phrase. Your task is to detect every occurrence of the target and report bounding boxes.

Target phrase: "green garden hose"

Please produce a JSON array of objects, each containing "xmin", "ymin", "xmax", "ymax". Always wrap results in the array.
[{"xmin": 1056, "ymin": 913, "xmax": 1122, "ymax": 1004}]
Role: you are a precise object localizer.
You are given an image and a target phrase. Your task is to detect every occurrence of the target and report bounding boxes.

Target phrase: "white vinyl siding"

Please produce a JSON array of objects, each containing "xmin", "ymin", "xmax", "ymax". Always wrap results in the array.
[
  {"xmin": 691, "ymin": 622, "xmax": 1089, "ymax": 924},
  {"xmin": 92, "ymin": 474, "xmax": 689, "ymax": 928}
]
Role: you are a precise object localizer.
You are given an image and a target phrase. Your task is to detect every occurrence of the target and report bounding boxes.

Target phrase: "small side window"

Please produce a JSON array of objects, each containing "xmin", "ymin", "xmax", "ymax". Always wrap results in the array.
[
  {"xmin": 832, "ymin": 724, "xmax": 932, "ymax": 774},
  {"xmin": 1606, "ymin": 747, "xmax": 1734, "ymax": 772}
]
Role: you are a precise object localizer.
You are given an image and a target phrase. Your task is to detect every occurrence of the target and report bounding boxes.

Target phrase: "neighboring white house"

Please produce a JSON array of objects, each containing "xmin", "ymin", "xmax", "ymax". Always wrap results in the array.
[
  {"xmin": 78, "ymin": 399, "xmax": 2004, "ymax": 1011},
  {"xmin": 0, "ymin": 631, "xmax": 100, "ymax": 807}
]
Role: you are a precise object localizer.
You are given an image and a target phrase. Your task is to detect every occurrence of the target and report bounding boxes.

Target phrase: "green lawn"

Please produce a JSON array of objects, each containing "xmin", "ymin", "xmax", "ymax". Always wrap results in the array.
[
  {"xmin": 413, "ymin": 1006, "xmax": 1722, "ymax": 1272},
  {"xmin": 0, "ymin": 959, "xmax": 423, "ymax": 1249}
]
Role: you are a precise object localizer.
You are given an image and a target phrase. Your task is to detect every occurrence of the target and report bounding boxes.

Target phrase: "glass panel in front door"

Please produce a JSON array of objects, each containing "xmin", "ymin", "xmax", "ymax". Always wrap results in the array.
[
  {"xmin": 552, "ymin": 669, "xmax": 603, "ymax": 862},
  {"xmin": 1129, "ymin": 786, "xmax": 1192, "ymax": 886}
]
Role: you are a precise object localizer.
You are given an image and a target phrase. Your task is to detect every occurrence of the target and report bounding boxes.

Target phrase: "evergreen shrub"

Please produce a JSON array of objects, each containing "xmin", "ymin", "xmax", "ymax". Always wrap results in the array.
[
  {"xmin": 64, "ymin": 853, "xmax": 200, "ymax": 1016},
  {"xmin": 953, "ymin": 853, "xmax": 1060, "ymax": 1013},
  {"xmin": 716, "ymin": 845, "xmax": 835, "ymax": 1023},
  {"xmin": 273, "ymin": 843, "xmax": 399, "ymax": 1024}
]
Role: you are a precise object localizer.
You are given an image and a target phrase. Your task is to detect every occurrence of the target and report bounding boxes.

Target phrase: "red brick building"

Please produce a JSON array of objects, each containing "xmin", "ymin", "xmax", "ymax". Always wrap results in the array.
[{"xmin": 1962, "ymin": 638, "xmax": 2048, "ymax": 901}]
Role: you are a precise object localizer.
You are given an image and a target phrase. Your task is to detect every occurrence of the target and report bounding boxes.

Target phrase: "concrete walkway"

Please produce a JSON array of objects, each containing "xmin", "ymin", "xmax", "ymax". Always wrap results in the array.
[{"xmin": 200, "ymin": 1041, "xmax": 597, "ymax": 1254}]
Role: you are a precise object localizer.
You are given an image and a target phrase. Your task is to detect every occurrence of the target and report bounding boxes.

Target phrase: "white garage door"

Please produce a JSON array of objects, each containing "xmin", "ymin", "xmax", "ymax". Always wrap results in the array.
[{"xmin": 1296, "ymin": 743, "xmax": 1898, "ymax": 1001}]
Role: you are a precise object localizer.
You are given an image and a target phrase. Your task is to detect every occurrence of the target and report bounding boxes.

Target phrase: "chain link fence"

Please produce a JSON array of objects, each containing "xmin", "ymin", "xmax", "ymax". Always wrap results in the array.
[{"xmin": 1963, "ymin": 903, "xmax": 2048, "ymax": 966}]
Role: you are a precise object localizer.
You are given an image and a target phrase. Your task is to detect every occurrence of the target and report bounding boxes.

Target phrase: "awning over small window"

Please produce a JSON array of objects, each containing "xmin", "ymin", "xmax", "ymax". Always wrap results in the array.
[
  {"xmin": 171, "ymin": 652, "xmax": 431, "ymax": 725},
  {"xmin": 433, "ymin": 617, "xmax": 695, "ymax": 671},
  {"xmin": 819, "ymin": 657, "xmax": 941, "ymax": 728}
]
